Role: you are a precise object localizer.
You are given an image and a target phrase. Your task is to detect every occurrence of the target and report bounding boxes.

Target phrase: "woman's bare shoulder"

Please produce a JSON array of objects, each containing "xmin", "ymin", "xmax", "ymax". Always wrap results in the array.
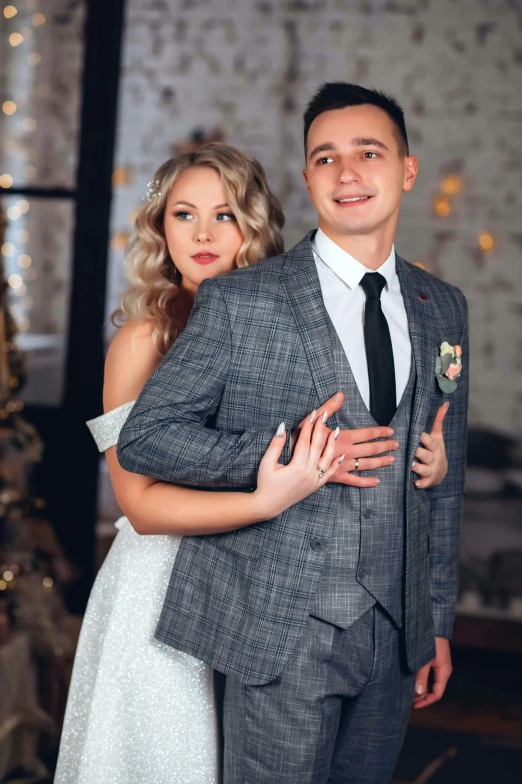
[{"xmin": 103, "ymin": 319, "xmax": 162, "ymax": 411}]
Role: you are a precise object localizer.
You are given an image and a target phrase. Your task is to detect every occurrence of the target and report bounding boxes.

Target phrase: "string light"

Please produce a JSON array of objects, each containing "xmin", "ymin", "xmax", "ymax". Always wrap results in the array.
[
  {"xmin": 3, "ymin": 571, "xmax": 14, "ymax": 582},
  {"xmin": 433, "ymin": 194, "xmax": 451, "ymax": 217},
  {"xmin": 8, "ymin": 274, "xmax": 23, "ymax": 288},
  {"xmin": 43, "ymin": 577, "xmax": 53, "ymax": 589},
  {"xmin": 3, "ymin": 6, "xmax": 17, "ymax": 19},
  {"xmin": 2, "ymin": 101, "xmax": 17, "ymax": 115},
  {"xmin": 441, "ymin": 175, "xmax": 462, "ymax": 195},
  {"xmin": 2, "ymin": 243, "xmax": 15, "ymax": 257},
  {"xmin": 478, "ymin": 232, "xmax": 495, "ymax": 252},
  {"xmin": 16, "ymin": 199, "xmax": 29, "ymax": 213},
  {"xmin": 0, "ymin": 581, "xmax": 6, "ymax": 591},
  {"xmin": 20, "ymin": 26, "xmax": 32, "ymax": 38},
  {"xmin": 9, "ymin": 32, "xmax": 23, "ymax": 46},
  {"xmin": 0, "ymin": 174, "xmax": 13, "ymax": 188},
  {"xmin": 17, "ymin": 254, "xmax": 31, "ymax": 268},
  {"xmin": 32, "ymin": 12, "xmax": 45, "ymax": 26},
  {"xmin": 27, "ymin": 52, "xmax": 41, "ymax": 66},
  {"xmin": 12, "ymin": 284, "xmax": 27, "ymax": 297},
  {"xmin": 6, "ymin": 206, "xmax": 21, "ymax": 220}
]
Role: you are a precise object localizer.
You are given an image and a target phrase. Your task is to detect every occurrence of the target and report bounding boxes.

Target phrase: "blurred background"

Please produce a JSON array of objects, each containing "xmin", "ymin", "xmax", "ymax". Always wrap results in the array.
[{"xmin": 0, "ymin": 0, "xmax": 521, "ymax": 781}]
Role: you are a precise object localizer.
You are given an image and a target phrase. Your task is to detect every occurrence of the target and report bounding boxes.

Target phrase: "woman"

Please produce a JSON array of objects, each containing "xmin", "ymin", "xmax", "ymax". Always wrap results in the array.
[{"xmin": 55, "ymin": 143, "xmax": 448, "ymax": 783}]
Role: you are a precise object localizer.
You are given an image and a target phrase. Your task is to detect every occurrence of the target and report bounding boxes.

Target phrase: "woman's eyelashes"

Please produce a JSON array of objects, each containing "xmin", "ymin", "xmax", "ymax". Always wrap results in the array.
[{"xmin": 172, "ymin": 211, "xmax": 236, "ymax": 222}]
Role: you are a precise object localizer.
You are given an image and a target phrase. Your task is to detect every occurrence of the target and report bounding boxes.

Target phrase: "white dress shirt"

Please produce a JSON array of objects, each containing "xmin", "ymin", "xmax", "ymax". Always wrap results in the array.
[{"xmin": 312, "ymin": 228, "xmax": 412, "ymax": 410}]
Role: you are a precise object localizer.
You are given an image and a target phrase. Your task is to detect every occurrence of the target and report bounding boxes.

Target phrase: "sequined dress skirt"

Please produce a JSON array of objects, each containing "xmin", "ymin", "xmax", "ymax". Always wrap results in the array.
[{"xmin": 55, "ymin": 517, "xmax": 219, "ymax": 783}]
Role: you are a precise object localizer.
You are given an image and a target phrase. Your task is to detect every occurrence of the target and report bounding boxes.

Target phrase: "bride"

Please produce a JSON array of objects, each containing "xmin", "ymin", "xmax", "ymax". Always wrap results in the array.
[{"xmin": 55, "ymin": 143, "xmax": 351, "ymax": 783}]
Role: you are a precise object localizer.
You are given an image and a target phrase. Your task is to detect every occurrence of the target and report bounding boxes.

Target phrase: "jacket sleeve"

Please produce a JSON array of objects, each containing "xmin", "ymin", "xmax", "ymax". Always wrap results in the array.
[
  {"xmin": 427, "ymin": 290, "xmax": 469, "ymax": 638},
  {"xmin": 117, "ymin": 278, "xmax": 290, "ymax": 488}
]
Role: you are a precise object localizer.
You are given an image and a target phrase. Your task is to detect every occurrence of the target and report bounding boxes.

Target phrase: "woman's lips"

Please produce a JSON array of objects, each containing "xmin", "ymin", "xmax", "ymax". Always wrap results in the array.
[{"xmin": 191, "ymin": 252, "xmax": 220, "ymax": 265}]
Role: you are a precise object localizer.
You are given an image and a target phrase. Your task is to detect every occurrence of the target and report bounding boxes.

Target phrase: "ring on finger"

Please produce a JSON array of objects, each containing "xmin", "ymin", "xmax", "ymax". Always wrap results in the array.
[
  {"xmin": 354, "ymin": 458, "xmax": 359, "ymax": 470},
  {"xmin": 317, "ymin": 466, "xmax": 325, "ymax": 479}
]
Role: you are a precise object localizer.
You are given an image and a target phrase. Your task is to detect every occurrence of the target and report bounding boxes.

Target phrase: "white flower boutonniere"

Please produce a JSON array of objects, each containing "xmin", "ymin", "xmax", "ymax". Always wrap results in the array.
[{"xmin": 435, "ymin": 341, "xmax": 463, "ymax": 393}]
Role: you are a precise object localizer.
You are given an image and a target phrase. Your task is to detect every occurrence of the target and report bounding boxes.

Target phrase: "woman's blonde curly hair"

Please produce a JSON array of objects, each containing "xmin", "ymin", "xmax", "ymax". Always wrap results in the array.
[{"xmin": 112, "ymin": 142, "xmax": 285, "ymax": 355}]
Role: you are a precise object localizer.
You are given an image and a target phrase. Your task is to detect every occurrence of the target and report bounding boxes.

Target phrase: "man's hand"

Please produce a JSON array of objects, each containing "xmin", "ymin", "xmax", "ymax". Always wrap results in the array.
[
  {"xmin": 413, "ymin": 637, "xmax": 452, "ymax": 709},
  {"xmin": 292, "ymin": 392, "xmax": 400, "ymax": 489},
  {"xmin": 412, "ymin": 402, "xmax": 449, "ymax": 490}
]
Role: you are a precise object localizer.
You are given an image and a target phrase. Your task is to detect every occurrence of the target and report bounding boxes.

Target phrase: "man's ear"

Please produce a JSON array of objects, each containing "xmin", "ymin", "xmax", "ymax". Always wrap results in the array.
[
  {"xmin": 302, "ymin": 168, "xmax": 312, "ymax": 199},
  {"xmin": 403, "ymin": 155, "xmax": 418, "ymax": 192}
]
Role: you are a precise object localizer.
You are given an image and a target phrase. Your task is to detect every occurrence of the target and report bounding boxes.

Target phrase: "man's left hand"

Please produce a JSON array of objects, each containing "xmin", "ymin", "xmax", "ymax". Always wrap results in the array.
[{"xmin": 413, "ymin": 637, "xmax": 452, "ymax": 709}]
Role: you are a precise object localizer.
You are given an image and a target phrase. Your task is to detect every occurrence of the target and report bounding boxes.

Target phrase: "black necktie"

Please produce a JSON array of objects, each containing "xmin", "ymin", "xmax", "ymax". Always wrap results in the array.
[{"xmin": 360, "ymin": 272, "xmax": 397, "ymax": 426}]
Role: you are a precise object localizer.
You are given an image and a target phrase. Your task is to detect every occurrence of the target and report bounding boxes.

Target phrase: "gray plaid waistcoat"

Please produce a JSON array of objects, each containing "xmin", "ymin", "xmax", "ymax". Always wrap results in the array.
[{"xmin": 312, "ymin": 316, "xmax": 416, "ymax": 628}]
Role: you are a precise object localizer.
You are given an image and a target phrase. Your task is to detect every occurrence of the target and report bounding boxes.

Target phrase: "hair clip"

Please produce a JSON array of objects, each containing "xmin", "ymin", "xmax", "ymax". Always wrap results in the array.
[{"xmin": 143, "ymin": 179, "xmax": 163, "ymax": 203}]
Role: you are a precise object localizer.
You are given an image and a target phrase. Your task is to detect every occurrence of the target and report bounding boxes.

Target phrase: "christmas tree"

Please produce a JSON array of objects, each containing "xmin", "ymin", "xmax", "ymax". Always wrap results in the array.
[{"xmin": 0, "ymin": 202, "xmax": 76, "ymax": 780}]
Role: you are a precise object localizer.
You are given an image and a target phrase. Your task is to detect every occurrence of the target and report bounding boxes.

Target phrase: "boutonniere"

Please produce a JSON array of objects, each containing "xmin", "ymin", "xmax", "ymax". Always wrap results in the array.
[{"xmin": 435, "ymin": 342, "xmax": 463, "ymax": 393}]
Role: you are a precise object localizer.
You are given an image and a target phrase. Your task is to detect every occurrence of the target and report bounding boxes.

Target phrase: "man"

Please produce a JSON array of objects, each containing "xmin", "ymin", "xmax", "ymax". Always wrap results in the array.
[{"xmin": 118, "ymin": 82, "xmax": 468, "ymax": 783}]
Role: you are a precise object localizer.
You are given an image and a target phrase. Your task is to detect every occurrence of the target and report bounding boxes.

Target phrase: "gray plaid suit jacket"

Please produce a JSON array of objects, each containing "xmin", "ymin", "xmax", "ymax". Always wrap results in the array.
[{"xmin": 117, "ymin": 232, "xmax": 469, "ymax": 685}]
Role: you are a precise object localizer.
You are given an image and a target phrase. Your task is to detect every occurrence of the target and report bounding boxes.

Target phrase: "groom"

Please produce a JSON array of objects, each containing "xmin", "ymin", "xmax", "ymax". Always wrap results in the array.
[{"xmin": 118, "ymin": 82, "xmax": 468, "ymax": 783}]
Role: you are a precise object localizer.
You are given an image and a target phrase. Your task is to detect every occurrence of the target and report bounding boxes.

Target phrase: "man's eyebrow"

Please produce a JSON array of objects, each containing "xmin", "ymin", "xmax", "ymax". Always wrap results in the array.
[
  {"xmin": 351, "ymin": 137, "xmax": 389, "ymax": 151},
  {"xmin": 308, "ymin": 143, "xmax": 336, "ymax": 160},
  {"xmin": 308, "ymin": 137, "xmax": 389, "ymax": 160}
]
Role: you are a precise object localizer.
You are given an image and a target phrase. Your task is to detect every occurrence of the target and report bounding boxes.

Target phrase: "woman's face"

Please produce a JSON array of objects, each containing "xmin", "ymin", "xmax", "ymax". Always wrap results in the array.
[{"xmin": 163, "ymin": 166, "xmax": 244, "ymax": 295}]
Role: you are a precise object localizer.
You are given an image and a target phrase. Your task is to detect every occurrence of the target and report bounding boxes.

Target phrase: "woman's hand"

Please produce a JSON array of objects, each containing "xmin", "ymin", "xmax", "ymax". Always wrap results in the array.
[
  {"xmin": 412, "ymin": 402, "xmax": 449, "ymax": 489},
  {"xmin": 253, "ymin": 410, "xmax": 340, "ymax": 520}
]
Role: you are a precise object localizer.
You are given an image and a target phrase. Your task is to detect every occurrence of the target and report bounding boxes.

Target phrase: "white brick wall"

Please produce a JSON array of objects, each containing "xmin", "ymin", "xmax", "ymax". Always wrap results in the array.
[{"xmin": 108, "ymin": 0, "xmax": 522, "ymax": 431}]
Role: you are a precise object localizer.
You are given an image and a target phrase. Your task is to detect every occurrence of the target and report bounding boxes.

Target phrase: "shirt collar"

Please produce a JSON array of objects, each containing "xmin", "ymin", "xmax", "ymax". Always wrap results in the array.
[{"xmin": 313, "ymin": 228, "xmax": 397, "ymax": 292}]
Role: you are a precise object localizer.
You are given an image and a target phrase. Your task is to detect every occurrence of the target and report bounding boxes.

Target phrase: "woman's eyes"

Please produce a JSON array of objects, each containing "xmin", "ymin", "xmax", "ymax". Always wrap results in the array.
[{"xmin": 173, "ymin": 211, "xmax": 236, "ymax": 222}]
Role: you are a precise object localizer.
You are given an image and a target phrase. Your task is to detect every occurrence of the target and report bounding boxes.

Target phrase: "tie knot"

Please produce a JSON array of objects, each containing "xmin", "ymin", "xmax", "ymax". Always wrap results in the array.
[{"xmin": 360, "ymin": 272, "xmax": 386, "ymax": 300}]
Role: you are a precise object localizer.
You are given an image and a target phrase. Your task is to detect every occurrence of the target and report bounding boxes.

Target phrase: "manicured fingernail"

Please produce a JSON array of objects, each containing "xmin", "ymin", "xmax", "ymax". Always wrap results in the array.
[
  {"xmin": 309, "ymin": 410, "xmax": 317, "ymax": 423},
  {"xmin": 393, "ymin": 441, "xmax": 399, "ymax": 449},
  {"xmin": 338, "ymin": 453, "xmax": 345, "ymax": 464},
  {"xmin": 415, "ymin": 684, "xmax": 424, "ymax": 695},
  {"xmin": 333, "ymin": 426, "xmax": 340, "ymax": 440},
  {"xmin": 387, "ymin": 429, "xmax": 394, "ymax": 435},
  {"xmin": 387, "ymin": 456, "xmax": 395, "ymax": 464},
  {"xmin": 322, "ymin": 411, "xmax": 328, "ymax": 424},
  {"xmin": 411, "ymin": 462, "xmax": 417, "ymax": 469},
  {"xmin": 276, "ymin": 422, "xmax": 285, "ymax": 438},
  {"xmin": 373, "ymin": 478, "xmax": 380, "ymax": 485},
  {"xmin": 415, "ymin": 480, "xmax": 422, "ymax": 488}
]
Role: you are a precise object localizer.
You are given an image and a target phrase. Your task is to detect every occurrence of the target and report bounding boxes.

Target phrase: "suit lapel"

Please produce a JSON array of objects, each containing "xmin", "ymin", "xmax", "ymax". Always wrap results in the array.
[
  {"xmin": 282, "ymin": 234, "xmax": 341, "ymax": 428},
  {"xmin": 396, "ymin": 255, "xmax": 438, "ymax": 482}
]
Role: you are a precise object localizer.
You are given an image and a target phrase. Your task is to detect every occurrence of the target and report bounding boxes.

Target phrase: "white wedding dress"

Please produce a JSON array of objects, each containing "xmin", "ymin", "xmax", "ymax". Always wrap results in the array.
[{"xmin": 55, "ymin": 402, "xmax": 219, "ymax": 784}]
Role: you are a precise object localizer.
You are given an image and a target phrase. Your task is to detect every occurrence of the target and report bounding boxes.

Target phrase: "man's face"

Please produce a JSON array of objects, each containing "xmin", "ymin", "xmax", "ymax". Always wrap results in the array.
[{"xmin": 303, "ymin": 104, "xmax": 418, "ymax": 241}]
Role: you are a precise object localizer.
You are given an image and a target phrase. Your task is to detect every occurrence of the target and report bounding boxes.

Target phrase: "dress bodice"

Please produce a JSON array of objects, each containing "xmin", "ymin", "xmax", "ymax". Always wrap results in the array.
[{"xmin": 86, "ymin": 401, "xmax": 136, "ymax": 453}]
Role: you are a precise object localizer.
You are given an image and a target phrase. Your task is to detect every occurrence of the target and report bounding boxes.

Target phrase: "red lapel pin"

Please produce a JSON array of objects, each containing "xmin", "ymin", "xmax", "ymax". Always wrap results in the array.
[{"xmin": 419, "ymin": 292, "xmax": 427, "ymax": 302}]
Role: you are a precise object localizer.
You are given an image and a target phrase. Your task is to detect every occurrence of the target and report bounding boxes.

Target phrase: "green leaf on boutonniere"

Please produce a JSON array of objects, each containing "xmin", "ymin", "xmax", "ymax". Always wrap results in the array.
[
  {"xmin": 437, "ymin": 376, "xmax": 457, "ymax": 394},
  {"xmin": 440, "ymin": 353, "xmax": 453, "ymax": 374}
]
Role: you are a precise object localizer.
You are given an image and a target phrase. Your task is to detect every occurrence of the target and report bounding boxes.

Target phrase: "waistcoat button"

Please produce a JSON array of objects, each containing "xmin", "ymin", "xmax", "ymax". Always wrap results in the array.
[
  {"xmin": 359, "ymin": 569, "xmax": 368, "ymax": 578},
  {"xmin": 363, "ymin": 509, "xmax": 373, "ymax": 519},
  {"xmin": 310, "ymin": 538, "xmax": 324, "ymax": 551}
]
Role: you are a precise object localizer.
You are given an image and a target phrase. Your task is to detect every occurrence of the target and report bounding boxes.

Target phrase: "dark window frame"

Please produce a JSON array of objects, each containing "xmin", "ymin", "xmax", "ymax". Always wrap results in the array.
[{"xmin": 12, "ymin": 0, "xmax": 126, "ymax": 611}]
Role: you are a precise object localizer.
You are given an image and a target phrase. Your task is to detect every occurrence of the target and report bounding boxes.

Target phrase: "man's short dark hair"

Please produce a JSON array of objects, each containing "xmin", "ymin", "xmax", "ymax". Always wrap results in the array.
[{"xmin": 303, "ymin": 82, "xmax": 409, "ymax": 157}]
